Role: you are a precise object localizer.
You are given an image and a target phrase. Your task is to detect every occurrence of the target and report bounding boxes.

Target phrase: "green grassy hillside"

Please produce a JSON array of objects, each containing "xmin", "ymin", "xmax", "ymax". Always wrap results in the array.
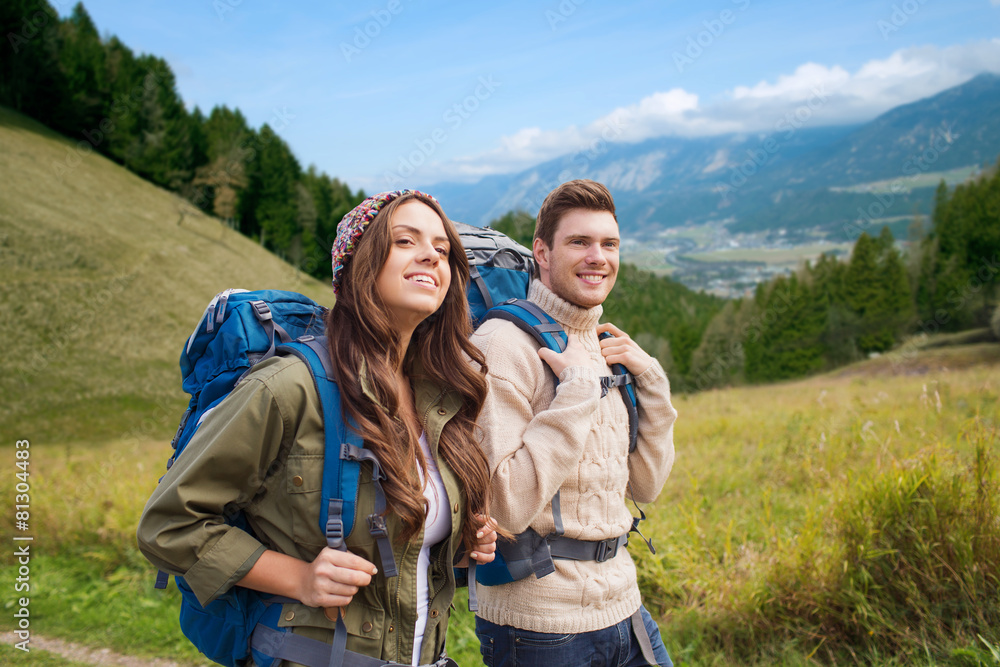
[
  {"xmin": 0, "ymin": 106, "xmax": 331, "ymax": 445},
  {"xmin": 1, "ymin": 107, "xmax": 997, "ymax": 666}
]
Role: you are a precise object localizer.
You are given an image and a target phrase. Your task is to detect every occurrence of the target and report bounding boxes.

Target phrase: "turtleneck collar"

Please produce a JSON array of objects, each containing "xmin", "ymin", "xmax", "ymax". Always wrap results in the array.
[{"xmin": 528, "ymin": 279, "xmax": 603, "ymax": 333}]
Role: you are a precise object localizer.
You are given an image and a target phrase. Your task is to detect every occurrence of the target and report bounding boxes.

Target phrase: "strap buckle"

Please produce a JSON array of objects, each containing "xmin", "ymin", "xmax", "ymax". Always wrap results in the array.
[
  {"xmin": 250, "ymin": 300, "xmax": 273, "ymax": 322},
  {"xmin": 595, "ymin": 536, "xmax": 621, "ymax": 563},
  {"xmin": 326, "ymin": 517, "xmax": 344, "ymax": 546},
  {"xmin": 367, "ymin": 514, "xmax": 389, "ymax": 539},
  {"xmin": 599, "ymin": 373, "xmax": 634, "ymax": 398}
]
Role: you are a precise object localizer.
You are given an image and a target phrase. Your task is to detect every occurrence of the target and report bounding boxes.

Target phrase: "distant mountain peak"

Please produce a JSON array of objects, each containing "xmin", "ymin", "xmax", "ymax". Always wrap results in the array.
[{"xmin": 429, "ymin": 73, "xmax": 1000, "ymax": 236}]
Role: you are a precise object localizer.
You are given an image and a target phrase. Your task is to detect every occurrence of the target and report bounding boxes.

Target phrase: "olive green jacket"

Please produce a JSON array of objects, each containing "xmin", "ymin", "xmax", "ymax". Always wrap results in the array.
[{"xmin": 137, "ymin": 355, "xmax": 467, "ymax": 665}]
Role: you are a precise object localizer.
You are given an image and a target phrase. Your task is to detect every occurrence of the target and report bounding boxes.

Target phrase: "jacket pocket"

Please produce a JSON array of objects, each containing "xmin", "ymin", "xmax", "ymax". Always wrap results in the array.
[
  {"xmin": 277, "ymin": 601, "xmax": 386, "ymax": 659},
  {"xmin": 285, "ymin": 454, "xmax": 323, "ymax": 546}
]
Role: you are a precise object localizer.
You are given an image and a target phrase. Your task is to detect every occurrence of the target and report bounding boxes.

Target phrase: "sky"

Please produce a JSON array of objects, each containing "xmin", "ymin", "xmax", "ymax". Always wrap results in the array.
[{"xmin": 56, "ymin": 0, "xmax": 1000, "ymax": 192}]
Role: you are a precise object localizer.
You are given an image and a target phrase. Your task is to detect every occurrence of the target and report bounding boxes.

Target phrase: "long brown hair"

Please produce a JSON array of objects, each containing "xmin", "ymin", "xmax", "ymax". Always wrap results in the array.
[{"xmin": 325, "ymin": 193, "xmax": 491, "ymax": 548}]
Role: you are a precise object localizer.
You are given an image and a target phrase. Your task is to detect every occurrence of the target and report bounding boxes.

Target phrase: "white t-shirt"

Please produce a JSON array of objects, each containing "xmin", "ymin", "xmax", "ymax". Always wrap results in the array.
[{"xmin": 412, "ymin": 431, "xmax": 451, "ymax": 665}]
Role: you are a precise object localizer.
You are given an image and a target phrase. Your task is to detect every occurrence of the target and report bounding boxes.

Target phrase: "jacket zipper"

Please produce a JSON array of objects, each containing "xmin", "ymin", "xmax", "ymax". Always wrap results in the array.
[
  {"xmin": 429, "ymin": 530, "xmax": 451, "ymax": 610},
  {"xmin": 395, "ymin": 540, "xmax": 411, "ymax": 660},
  {"xmin": 412, "ymin": 390, "xmax": 451, "ymax": 663}
]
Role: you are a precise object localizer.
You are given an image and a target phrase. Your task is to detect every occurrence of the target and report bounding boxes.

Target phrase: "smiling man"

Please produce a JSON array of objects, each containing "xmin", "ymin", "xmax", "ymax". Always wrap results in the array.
[{"xmin": 470, "ymin": 180, "xmax": 678, "ymax": 666}]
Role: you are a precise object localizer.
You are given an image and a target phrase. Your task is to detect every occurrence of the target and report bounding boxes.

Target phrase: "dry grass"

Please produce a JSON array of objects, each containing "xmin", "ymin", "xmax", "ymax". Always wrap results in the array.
[
  {"xmin": 635, "ymin": 361, "xmax": 999, "ymax": 664},
  {"xmin": 0, "ymin": 106, "xmax": 331, "ymax": 444}
]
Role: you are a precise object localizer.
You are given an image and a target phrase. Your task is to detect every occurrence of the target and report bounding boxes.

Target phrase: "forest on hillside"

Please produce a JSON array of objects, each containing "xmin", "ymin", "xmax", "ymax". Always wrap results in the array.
[
  {"xmin": 3, "ymin": 1, "xmax": 998, "ymax": 393},
  {"xmin": 690, "ymin": 170, "xmax": 1000, "ymax": 388},
  {"xmin": 1, "ymin": 1, "xmax": 367, "ymax": 280}
]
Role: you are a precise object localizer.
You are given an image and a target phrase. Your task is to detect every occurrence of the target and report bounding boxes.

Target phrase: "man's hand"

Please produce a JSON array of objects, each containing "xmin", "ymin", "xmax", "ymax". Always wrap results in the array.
[
  {"xmin": 537, "ymin": 333, "xmax": 591, "ymax": 377},
  {"xmin": 597, "ymin": 322, "xmax": 654, "ymax": 376}
]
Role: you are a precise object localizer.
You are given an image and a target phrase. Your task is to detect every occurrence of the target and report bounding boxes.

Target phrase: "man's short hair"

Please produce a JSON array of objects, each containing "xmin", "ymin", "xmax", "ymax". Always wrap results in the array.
[{"xmin": 534, "ymin": 179, "xmax": 618, "ymax": 250}]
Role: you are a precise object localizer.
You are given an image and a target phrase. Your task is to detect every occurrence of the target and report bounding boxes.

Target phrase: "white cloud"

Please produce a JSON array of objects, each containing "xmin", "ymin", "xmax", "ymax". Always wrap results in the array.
[
  {"xmin": 416, "ymin": 39, "xmax": 1000, "ymax": 183},
  {"xmin": 732, "ymin": 62, "xmax": 852, "ymax": 101}
]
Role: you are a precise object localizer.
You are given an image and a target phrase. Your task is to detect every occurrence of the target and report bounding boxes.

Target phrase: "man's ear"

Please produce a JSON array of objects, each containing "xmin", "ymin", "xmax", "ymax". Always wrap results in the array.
[{"xmin": 533, "ymin": 237, "xmax": 550, "ymax": 272}]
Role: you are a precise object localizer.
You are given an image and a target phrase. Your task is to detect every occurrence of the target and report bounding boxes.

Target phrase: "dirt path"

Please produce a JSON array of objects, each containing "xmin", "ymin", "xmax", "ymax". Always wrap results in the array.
[{"xmin": 0, "ymin": 632, "xmax": 188, "ymax": 666}]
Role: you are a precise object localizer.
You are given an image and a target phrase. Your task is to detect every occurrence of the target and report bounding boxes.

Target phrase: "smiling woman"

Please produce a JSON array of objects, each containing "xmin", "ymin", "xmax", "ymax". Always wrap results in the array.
[
  {"xmin": 375, "ymin": 200, "xmax": 453, "ymax": 345},
  {"xmin": 137, "ymin": 190, "xmax": 499, "ymax": 667}
]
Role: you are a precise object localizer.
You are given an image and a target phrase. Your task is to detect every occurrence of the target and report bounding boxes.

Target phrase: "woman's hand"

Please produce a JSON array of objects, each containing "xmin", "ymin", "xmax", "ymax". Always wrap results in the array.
[
  {"xmin": 469, "ymin": 515, "xmax": 498, "ymax": 563},
  {"xmin": 296, "ymin": 548, "xmax": 378, "ymax": 609},
  {"xmin": 238, "ymin": 548, "xmax": 376, "ymax": 610},
  {"xmin": 456, "ymin": 515, "xmax": 498, "ymax": 566}
]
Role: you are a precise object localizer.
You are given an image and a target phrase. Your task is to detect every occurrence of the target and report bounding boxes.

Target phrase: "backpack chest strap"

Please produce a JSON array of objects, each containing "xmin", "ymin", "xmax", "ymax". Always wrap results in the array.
[
  {"xmin": 251, "ymin": 620, "xmax": 458, "ymax": 666},
  {"xmin": 547, "ymin": 532, "xmax": 631, "ymax": 563},
  {"xmin": 599, "ymin": 372, "xmax": 634, "ymax": 397}
]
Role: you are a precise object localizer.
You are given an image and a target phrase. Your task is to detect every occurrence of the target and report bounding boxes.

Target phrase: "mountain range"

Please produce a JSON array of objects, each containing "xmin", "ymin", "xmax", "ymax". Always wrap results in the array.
[{"xmin": 426, "ymin": 73, "xmax": 1000, "ymax": 238}]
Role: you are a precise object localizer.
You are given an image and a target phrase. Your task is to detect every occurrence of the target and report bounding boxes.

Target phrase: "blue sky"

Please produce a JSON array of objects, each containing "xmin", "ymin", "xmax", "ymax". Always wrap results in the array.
[{"xmin": 57, "ymin": 0, "xmax": 1000, "ymax": 191}]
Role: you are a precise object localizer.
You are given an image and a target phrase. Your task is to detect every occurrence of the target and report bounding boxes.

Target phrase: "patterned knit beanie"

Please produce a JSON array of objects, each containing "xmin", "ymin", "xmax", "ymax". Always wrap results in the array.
[{"xmin": 330, "ymin": 189, "xmax": 438, "ymax": 294}]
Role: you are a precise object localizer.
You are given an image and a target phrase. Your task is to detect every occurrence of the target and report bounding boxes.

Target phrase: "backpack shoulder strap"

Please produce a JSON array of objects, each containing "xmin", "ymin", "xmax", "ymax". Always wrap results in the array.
[
  {"xmin": 482, "ymin": 298, "xmax": 568, "ymax": 352},
  {"xmin": 598, "ymin": 332, "xmax": 639, "ymax": 453},
  {"xmin": 277, "ymin": 337, "xmax": 398, "ymax": 578},
  {"xmin": 485, "ymin": 300, "xmax": 638, "ymax": 452}
]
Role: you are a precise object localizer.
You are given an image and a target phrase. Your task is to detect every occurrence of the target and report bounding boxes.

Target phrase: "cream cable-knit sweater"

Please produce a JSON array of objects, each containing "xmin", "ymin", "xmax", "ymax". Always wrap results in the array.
[{"xmin": 471, "ymin": 280, "xmax": 677, "ymax": 634}]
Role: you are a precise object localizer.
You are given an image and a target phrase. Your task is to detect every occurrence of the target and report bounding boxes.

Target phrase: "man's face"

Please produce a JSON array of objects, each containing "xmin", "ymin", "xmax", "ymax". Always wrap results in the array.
[{"xmin": 534, "ymin": 208, "xmax": 620, "ymax": 308}]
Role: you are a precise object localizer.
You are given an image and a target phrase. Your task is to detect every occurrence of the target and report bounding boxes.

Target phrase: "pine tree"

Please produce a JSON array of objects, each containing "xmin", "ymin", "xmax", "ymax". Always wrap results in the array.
[
  {"xmin": 491, "ymin": 210, "xmax": 535, "ymax": 247},
  {"xmin": 292, "ymin": 182, "xmax": 318, "ymax": 269},
  {"xmin": 845, "ymin": 232, "xmax": 890, "ymax": 353},
  {"xmin": 192, "ymin": 106, "xmax": 254, "ymax": 222},
  {"xmin": 249, "ymin": 124, "xmax": 301, "ymax": 253},
  {"xmin": 876, "ymin": 226, "xmax": 915, "ymax": 347},
  {"xmin": 689, "ymin": 299, "xmax": 745, "ymax": 389},
  {"xmin": 809, "ymin": 253, "xmax": 860, "ymax": 365},
  {"xmin": 119, "ymin": 55, "xmax": 195, "ymax": 190},
  {"xmin": 54, "ymin": 3, "xmax": 107, "ymax": 136},
  {"xmin": 0, "ymin": 1, "xmax": 68, "ymax": 129},
  {"xmin": 956, "ymin": 166, "xmax": 1000, "ymax": 324},
  {"xmin": 914, "ymin": 170, "xmax": 1000, "ymax": 331},
  {"xmin": 102, "ymin": 36, "xmax": 143, "ymax": 165},
  {"xmin": 742, "ymin": 282, "xmax": 770, "ymax": 382},
  {"xmin": 745, "ymin": 274, "xmax": 826, "ymax": 382}
]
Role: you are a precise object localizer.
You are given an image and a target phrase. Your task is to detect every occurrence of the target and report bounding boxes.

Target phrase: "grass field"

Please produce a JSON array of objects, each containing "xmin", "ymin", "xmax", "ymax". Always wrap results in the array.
[
  {"xmin": 1, "ymin": 348, "xmax": 997, "ymax": 666},
  {"xmin": 682, "ymin": 242, "xmax": 853, "ymax": 266},
  {"xmin": 829, "ymin": 165, "xmax": 982, "ymax": 194},
  {"xmin": 622, "ymin": 224, "xmax": 853, "ymax": 280},
  {"xmin": 2, "ymin": 106, "xmax": 998, "ymax": 666},
  {"xmin": 621, "ymin": 248, "xmax": 678, "ymax": 276}
]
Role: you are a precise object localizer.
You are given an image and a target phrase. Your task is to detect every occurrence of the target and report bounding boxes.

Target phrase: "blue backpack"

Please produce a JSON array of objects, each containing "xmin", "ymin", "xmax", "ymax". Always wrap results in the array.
[
  {"xmin": 157, "ymin": 289, "xmax": 409, "ymax": 666},
  {"xmin": 152, "ymin": 226, "xmax": 643, "ymax": 666}
]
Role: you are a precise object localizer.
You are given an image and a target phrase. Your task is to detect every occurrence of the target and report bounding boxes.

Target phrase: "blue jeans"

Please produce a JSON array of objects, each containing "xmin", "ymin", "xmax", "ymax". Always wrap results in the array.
[{"xmin": 474, "ymin": 606, "xmax": 672, "ymax": 666}]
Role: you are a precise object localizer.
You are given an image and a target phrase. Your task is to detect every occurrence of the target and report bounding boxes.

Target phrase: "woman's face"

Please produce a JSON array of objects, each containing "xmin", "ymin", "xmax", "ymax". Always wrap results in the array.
[{"xmin": 375, "ymin": 200, "xmax": 452, "ymax": 333}]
